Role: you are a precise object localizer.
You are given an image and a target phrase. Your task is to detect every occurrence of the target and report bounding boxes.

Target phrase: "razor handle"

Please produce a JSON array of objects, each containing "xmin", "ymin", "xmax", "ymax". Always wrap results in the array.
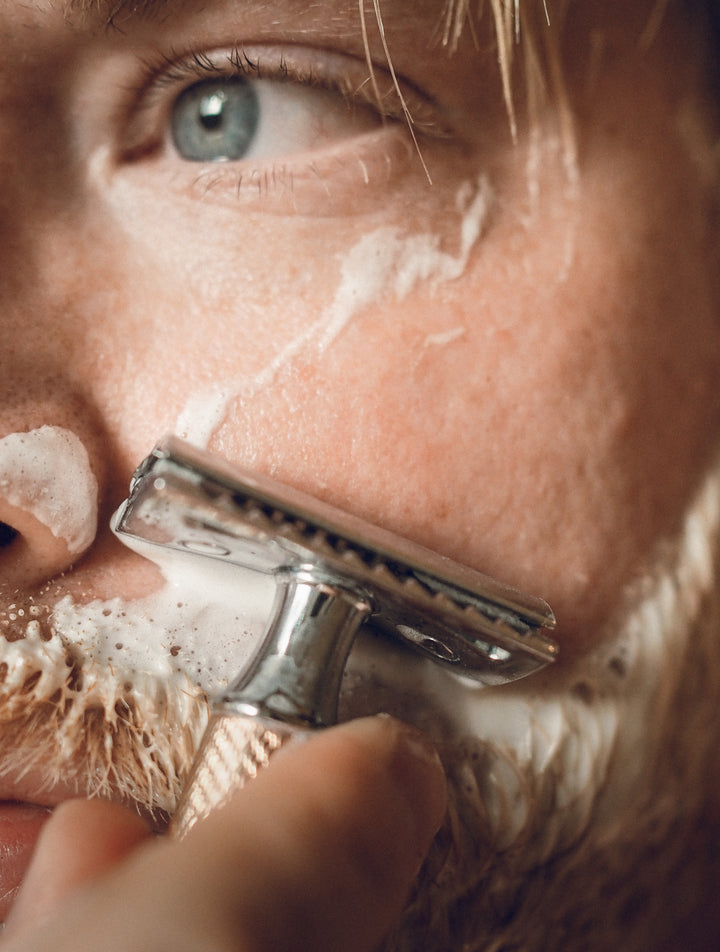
[
  {"xmin": 172, "ymin": 571, "xmax": 369, "ymax": 838},
  {"xmin": 172, "ymin": 713, "xmax": 300, "ymax": 839}
]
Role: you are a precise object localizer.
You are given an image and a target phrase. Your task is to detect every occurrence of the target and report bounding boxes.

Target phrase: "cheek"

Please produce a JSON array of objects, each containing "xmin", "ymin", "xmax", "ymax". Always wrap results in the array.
[
  {"xmin": 87, "ymin": 163, "xmax": 491, "ymax": 449},
  {"xmin": 202, "ymin": 164, "xmax": 720, "ymax": 660},
  {"xmin": 68, "ymin": 130, "xmax": 720, "ymax": 662}
]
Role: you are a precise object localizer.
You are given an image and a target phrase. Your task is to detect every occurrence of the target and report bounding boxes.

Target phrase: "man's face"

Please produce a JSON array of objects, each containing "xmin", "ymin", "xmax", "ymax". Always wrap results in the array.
[{"xmin": 1, "ymin": 0, "xmax": 720, "ymax": 946}]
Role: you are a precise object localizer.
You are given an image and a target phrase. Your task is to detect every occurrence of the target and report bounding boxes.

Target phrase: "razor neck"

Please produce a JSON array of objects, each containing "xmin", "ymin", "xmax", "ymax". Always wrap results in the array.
[{"xmin": 223, "ymin": 570, "xmax": 372, "ymax": 728}]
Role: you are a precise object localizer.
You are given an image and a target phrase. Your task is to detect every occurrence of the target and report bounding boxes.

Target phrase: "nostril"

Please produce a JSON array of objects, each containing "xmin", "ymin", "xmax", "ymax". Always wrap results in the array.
[
  {"xmin": 0, "ymin": 427, "xmax": 99, "ymax": 588},
  {"xmin": 0, "ymin": 522, "xmax": 18, "ymax": 549}
]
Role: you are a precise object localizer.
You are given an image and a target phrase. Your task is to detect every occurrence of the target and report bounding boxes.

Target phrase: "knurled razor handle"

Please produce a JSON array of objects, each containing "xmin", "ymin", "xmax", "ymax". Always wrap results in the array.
[{"xmin": 172, "ymin": 710, "xmax": 302, "ymax": 840}]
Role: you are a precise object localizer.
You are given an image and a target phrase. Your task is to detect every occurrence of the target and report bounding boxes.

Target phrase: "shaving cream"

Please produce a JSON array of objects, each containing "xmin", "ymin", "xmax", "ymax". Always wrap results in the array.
[
  {"xmin": 0, "ymin": 544, "xmax": 275, "ymax": 812},
  {"xmin": 48, "ymin": 550, "xmax": 274, "ymax": 696},
  {"xmin": 340, "ymin": 449, "xmax": 720, "ymax": 898},
  {"xmin": 0, "ymin": 427, "xmax": 97, "ymax": 556},
  {"xmin": 176, "ymin": 175, "xmax": 493, "ymax": 447}
]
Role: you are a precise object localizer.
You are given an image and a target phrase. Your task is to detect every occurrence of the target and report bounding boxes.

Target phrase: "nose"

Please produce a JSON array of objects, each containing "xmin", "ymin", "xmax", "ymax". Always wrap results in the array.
[
  {"xmin": 0, "ymin": 43, "xmax": 143, "ymax": 596},
  {"xmin": 0, "ymin": 230, "xmax": 113, "ymax": 594},
  {"xmin": 0, "ymin": 427, "xmax": 99, "ymax": 591}
]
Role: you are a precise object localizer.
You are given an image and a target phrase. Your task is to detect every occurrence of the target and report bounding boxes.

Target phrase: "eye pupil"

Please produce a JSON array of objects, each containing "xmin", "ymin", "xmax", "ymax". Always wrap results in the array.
[
  {"xmin": 172, "ymin": 77, "xmax": 260, "ymax": 162},
  {"xmin": 199, "ymin": 93, "xmax": 226, "ymax": 131}
]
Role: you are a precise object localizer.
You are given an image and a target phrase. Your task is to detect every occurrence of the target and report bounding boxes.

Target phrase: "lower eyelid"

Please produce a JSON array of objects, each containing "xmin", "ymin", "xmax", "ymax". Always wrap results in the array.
[{"xmin": 123, "ymin": 125, "xmax": 426, "ymax": 217}]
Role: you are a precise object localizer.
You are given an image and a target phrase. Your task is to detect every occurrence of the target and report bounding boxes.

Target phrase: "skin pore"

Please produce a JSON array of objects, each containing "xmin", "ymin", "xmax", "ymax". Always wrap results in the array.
[{"xmin": 1, "ymin": 0, "xmax": 720, "ymax": 948}]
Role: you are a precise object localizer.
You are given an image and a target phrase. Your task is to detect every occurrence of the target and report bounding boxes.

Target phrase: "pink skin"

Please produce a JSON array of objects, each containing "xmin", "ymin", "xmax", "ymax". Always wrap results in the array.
[
  {"xmin": 0, "ymin": 0, "xmax": 719, "ymax": 932},
  {"xmin": 0, "ymin": 800, "xmax": 149, "ymax": 926},
  {"xmin": 0, "ymin": 804, "xmax": 52, "ymax": 921}
]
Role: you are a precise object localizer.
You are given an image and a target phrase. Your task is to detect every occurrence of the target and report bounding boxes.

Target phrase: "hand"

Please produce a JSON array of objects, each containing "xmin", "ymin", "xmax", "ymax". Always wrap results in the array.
[{"xmin": 3, "ymin": 715, "xmax": 446, "ymax": 952}]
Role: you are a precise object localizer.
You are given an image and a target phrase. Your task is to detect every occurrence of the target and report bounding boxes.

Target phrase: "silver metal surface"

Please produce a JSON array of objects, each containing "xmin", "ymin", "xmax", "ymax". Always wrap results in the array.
[
  {"xmin": 113, "ymin": 436, "xmax": 558, "ymax": 834},
  {"xmin": 114, "ymin": 436, "xmax": 557, "ymax": 687}
]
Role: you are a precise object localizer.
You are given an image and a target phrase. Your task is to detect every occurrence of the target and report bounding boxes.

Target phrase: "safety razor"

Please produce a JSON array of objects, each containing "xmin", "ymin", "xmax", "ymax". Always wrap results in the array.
[{"xmin": 112, "ymin": 436, "xmax": 557, "ymax": 837}]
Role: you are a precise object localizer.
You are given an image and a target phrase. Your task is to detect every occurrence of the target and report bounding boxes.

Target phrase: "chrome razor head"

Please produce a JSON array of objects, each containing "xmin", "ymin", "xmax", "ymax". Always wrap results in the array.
[{"xmin": 113, "ymin": 437, "xmax": 557, "ymax": 725}]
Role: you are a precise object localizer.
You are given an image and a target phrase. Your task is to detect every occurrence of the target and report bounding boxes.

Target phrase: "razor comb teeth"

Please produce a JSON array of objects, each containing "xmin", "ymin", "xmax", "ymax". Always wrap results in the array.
[{"xmin": 113, "ymin": 436, "xmax": 558, "ymax": 729}]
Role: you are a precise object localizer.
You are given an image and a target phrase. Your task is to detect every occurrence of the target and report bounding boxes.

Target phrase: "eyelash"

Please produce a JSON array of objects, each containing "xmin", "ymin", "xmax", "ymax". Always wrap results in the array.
[{"xmin": 154, "ymin": 50, "xmax": 368, "ymax": 109}]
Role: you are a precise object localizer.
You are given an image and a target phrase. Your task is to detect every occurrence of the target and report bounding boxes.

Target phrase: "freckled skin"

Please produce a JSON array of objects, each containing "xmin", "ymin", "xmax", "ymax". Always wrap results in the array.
[
  {"xmin": 2, "ymin": 2, "xmax": 717, "ymax": 666},
  {"xmin": 0, "ymin": 0, "xmax": 719, "ymax": 945}
]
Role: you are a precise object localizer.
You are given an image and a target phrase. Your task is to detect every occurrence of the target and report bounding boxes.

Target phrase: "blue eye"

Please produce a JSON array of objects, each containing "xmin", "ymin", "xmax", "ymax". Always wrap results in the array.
[{"xmin": 171, "ymin": 77, "xmax": 260, "ymax": 162}]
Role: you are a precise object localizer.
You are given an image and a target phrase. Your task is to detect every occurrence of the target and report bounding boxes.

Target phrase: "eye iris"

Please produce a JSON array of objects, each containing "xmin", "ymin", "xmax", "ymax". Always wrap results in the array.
[{"xmin": 171, "ymin": 77, "xmax": 260, "ymax": 162}]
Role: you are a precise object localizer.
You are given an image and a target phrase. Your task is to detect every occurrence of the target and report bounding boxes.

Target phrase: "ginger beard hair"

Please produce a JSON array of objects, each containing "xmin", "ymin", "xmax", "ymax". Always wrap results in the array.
[
  {"xmin": 0, "ymin": 614, "xmax": 208, "ymax": 822},
  {"xmin": 370, "ymin": 452, "xmax": 720, "ymax": 951}
]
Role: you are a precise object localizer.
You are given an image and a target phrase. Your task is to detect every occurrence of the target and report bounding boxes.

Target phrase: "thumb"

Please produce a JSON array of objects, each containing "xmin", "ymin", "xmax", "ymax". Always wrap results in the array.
[{"xmin": 3, "ymin": 715, "xmax": 447, "ymax": 952}]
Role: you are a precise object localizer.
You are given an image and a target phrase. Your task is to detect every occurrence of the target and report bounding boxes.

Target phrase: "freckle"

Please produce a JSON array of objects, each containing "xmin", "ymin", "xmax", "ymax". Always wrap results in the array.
[
  {"xmin": 115, "ymin": 643, "xmax": 123, "ymax": 650},
  {"xmin": 170, "ymin": 646, "xmax": 181, "ymax": 657},
  {"xmin": 102, "ymin": 609, "xmax": 112, "ymax": 617}
]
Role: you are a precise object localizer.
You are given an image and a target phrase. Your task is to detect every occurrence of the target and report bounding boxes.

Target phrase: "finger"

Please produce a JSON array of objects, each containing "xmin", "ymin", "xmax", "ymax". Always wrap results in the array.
[
  {"xmin": 5, "ymin": 799, "xmax": 153, "ymax": 935},
  {"xmin": 3, "ymin": 715, "xmax": 446, "ymax": 952},
  {"xmin": 185, "ymin": 713, "xmax": 449, "ymax": 952}
]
